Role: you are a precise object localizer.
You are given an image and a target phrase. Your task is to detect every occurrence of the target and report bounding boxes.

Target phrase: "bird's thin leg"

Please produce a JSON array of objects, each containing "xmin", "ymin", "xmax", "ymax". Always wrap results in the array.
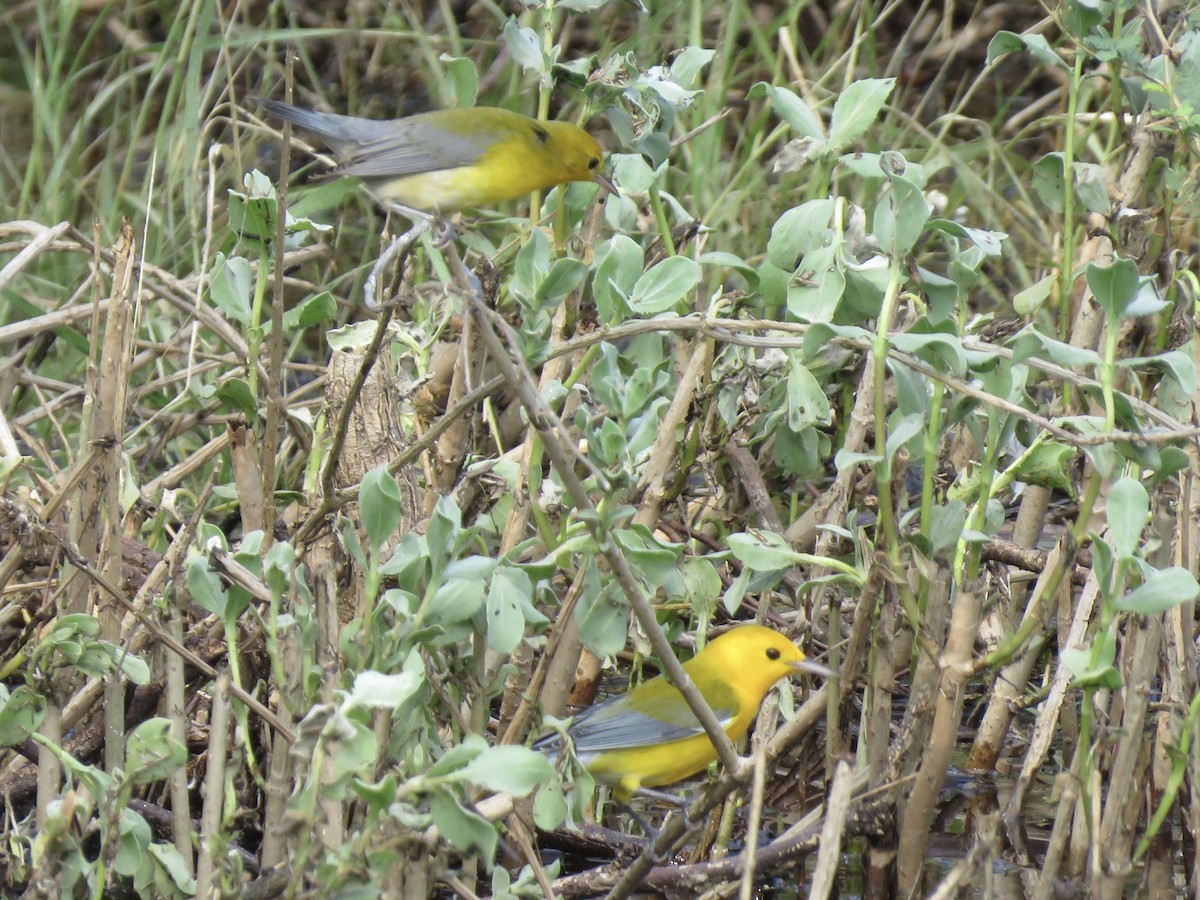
[
  {"xmin": 613, "ymin": 789, "xmax": 700, "ymax": 863},
  {"xmin": 431, "ymin": 217, "xmax": 458, "ymax": 248},
  {"xmin": 385, "ymin": 201, "xmax": 438, "ymax": 230},
  {"xmin": 634, "ymin": 788, "xmax": 695, "ymax": 831},
  {"xmin": 386, "ymin": 201, "xmax": 457, "ymax": 246},
  {"xmin": 364, "ymin": 212, "xmax": 433, "ymax": 310},
  {"xmin": 615, "ymin": 801, "xmax": 674, "ymax": 863}
]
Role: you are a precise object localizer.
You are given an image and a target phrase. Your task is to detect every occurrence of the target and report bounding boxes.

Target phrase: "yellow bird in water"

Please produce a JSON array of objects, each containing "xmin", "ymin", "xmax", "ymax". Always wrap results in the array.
[
  {"xmin": 538, "ymin": 625, "xmax": 830, "ymax": 801},
  {"xmin": 252, "ymin": 97, "xmax": 616, "ymax": 213}
]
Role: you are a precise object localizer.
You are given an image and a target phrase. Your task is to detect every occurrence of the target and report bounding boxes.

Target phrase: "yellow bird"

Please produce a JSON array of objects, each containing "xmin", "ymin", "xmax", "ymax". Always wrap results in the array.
[
  {"xmin": 252, "ymin": 97, "xmax": 616, "ymax": 212},
  {"xmin": 538, "ymin": 625, "xmax": 830, "ymax": 801}
]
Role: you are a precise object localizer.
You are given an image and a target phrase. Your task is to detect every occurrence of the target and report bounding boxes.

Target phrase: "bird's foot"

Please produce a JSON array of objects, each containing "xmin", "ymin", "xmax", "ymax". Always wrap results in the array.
[
  {"xmin": 634, "ymin": 788, "xmax": 695, "ymax": 832},
  {"xmin": 431, "ymin": 217, "xmax": 457, "ymax": 248}
]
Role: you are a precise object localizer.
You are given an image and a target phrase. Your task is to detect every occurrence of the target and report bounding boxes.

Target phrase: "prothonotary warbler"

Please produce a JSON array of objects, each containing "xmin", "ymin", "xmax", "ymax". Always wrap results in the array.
[
  {"xmin": 537, "ymin": 625, "xmax": 830, "ymax": 801},
  {"xmin": 252, "ymin": 97, "xmax": 617, "ymax": 212}
]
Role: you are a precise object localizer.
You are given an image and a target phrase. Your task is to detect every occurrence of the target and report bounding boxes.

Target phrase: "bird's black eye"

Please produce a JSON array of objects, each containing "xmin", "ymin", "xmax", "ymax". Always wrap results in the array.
[
  {"xmin": 766, "ymin": 647, "xmax": 781, "ymax": 661},
  {"xmin": 532, "ymin": 124, "xmax": 550, "ymax": 144},
  {"xmin": 588, "ymin": 157, "xmax": 600, "ymax": 170}
]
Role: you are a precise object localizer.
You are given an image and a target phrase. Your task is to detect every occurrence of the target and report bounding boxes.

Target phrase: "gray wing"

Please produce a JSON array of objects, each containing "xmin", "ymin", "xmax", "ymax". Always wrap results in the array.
[
  {"xmin": 253, "ymin": 98, "xmax": 496, "ymax": 178},
  {"xmin": 538, "ymin": 680, "xmax": 739, "ymax": 754}
]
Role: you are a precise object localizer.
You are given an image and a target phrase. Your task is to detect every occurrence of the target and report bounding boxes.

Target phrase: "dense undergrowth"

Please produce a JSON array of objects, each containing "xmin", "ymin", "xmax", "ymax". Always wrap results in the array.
[{"xmin": 2, "ymin": 0, "xmax": 1200, "ymax": 897}]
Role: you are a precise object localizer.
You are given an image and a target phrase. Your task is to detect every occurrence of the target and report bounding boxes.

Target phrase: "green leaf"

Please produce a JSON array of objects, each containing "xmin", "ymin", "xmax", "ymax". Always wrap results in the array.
[
  {"xmin": 987, "ymin": 31, "xmax": 1070, "ymax": 69},
  {"xmin": 1061, "ymin": 645, "xmax": 1122, "ymax": 690},
  {"xmin": 698, "ymin": 251, "xmax": 758, "ymax": 287},
  {"xmin": 928, "ymin": 501, "xmax": 968, "ymax": 554},
  {"xmin": 749, "ymin": 82, "xmax": 825, "ymax": 142},
  {"xmin": 533, "ymin": 781, "xmax": 568, "ymax": 831},
  {"xmin": 145, "ymin": 841, "xmax": 196, "ymax": 893},
  {"xmin": 1073, "ymin": 162, "xmax": 1111, "ymax": 214},
  {"xmin": 33, "ymin": 734, "xmax": 114, "ymax": 799},
  {"xmin": 427, "ymin": 734, "xmax": 487, "ymax": 778},
  {"xmin": 345, "ymin": 670, "xmax": 423, "ymax": 710},
  {"xmin": 208, "ymin": 254, "xmax": 253, "ymax": 323},
  {"xmin": 125, "ymin": 718, "xmax": 187, "ymax": 785},
  {"xmin": 834, "ymin": 448, "xmax": 882, "ymax": 470},
  {"xmin": 1013, "ymin": 441, "xmax": 1075, "ymax": 493},
  {"xmin": 485, "ymin": 566, "xmax": 532, "ymax": 655},
  {"xmin": 1150, "ymin": 447, "xmax": 1191, "ymax": 484},
  {"xmin": 727, "ymin": 531, "xmax": 802, "ymax": 571},
  {"xmin": 457, "ymin": 745, "xmax": 554, "ymax": 796},
  {"xmin": 1087, "ymin": 258, "xmax": 1140, "ymax": 321},
  {"xmin": 1117, "ymin": 567, "xmax": 1200, "ymax": 614},
  {"xmin": 187, "ymin": 556, "xmax": 228, "ymax": 617},
  {"xmin": 112, "ymin": 648, "xmax": 151, "ymax": 686},
  {"xmin": 1124, "ymin": 281, "xmax": 1169, "ymax": 317},
  {"xmin": 681, "ymin": 557, "xmax": 721, "ymax": 621},
  {"xmin": 1031, "ymin": 152, "xmax": 1067, "ymax": 213},
  {"xmin": 1107, "ymin": 475, "xmax": 1148, "ymax": 559},
  {"xmin": 501, "ymin": 17, "xmax": 543, "ymax": 73},
  {"xmin": 55, "ymin": 614, "xmax": 100, "ymax": 638},
  {"xmin": 360, "ymin": 466, "xmax": 403, "ymax": 557},
  {"xmin": 342, "ymin": 517, "xmax": 367, "ymax": 567},
  {"xmin": 891, "ymin": 329, "xmax": 967, "ymax": 377},
  {"xmin": 115, "ymin": 810, "xmax": 151, "ymax": 876},
  {"xmin": 286, "ymin": 177, "xmax": 358, "ymax": 219},
  {"xmin": 827, "ymin": 78, "xmax": 895, "ymax": 154},
  {"xmin": 324, "ymin": 713, "xmax": 378, "ymax": 786},
  {"xmin": 426, "ymin": 579, "xmax": 486, "ymax": 628},
  {"xmin": 787, "ymin": 265, "xmax": 845, "ymax": 323},
  {"xmin": 593, "ymin": 235, "xmax": 643, "ymax": 324},
  {"xmin": 613, "ymin": 526, "xmax": 682, "ymax": 587},
  {"xmin": 536, "ymin": 258, "xmax": 587, "ymax": 304},
  {"xmin": 1010, "ymin": 328, "xmax": 1102, "ymax": 369},
  {"xmin": 379, "ymin": 531, "xmax": 426, "ymax": 578},
  {"xmin": 430, "ymin": 790, "xmax": 498, "ymax": 857},
  {"xmin": 669, "ymin": 46, "xmax": 716, "ymax": 87},
  {"xmin": 513, "ymin": 227, "xmax": 551, "ymax": 301},
  {"xmin": 575, "ymin": 560, "xmax": 629, "ymax": 656},
  {"xmin": 1013, "ymin": 274, "xmax": 1056, "ymax": 315},
  {"xmin": 628, "ymin": 257, "xmax": 700, "ymax": 315},
  {"xmin": 282, "ymin": 291, "xmax": 337, "ymax": 330},
  {"xmin": 215, "ymin": 377, "xmax": 257, "ymax": 418},
  {"xmin": 1122, "ymin": 350, "xmax": 1197, "ymax": 396},
  {"xmin": 327, "ymin": 319, "xmax": 379, "ymax": 352},
  {"xmin": 873, "ymin": 172, "xmax": 926, "ymax": 256},
  {"xmin": 926, "ymin": 220, "xmax": 1006, "ymax": 256},
  {"xmin": 767, "ymin": 200, "xmax": 837, "ymax": 269},
  {"xmin": 0, "ymin": 686, "xmax": 47, "ymax": 746},
  {"xmin": 226, "ymin": 171, "xmax": 279, "ymax": 242},
  {"xmin": 885, "ymin": 412, "xmax": 924, "ymax": 461},
  {"xmin": 610, "ymin": 153, "xmax": 657, "ymax": 194},
  {"xmin": 444, "ymin": 555, "xmax": 497, "ymax": 581},
  {"xmin": 351, "ymin": 774, "xmax": 399, "ymax": 815},
  {"xmin": 784, "ymin": 357, "xmax": 832, "ymax": 431},
  {"xmin": 441, "ymin": 55, "xmax": 480, "ymax": 107},
  {"xmin": 722, "ymin": 567, "xmax": 751, "ymax": 615}
]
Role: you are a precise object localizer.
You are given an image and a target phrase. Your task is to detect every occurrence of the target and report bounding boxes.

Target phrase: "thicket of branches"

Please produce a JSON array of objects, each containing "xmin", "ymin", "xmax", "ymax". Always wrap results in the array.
[{"xmin": 1, "ymin": 1, "xmax": 1199, "ymax": 897}]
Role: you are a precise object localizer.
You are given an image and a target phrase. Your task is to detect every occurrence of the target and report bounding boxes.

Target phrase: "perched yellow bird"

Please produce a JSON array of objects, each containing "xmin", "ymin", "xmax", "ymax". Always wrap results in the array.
[
  {"xmin": 538, "ymin": 625, "xmax": 830, "ymax": 800},
  {"xmin": 252, "ymin": 97, "xmax": 616, "ymax": 212}
]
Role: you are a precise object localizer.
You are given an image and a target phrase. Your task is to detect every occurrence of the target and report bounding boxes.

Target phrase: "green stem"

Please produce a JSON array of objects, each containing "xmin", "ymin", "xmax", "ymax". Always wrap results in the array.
[
  {"xmin": 1057, "ymin": 50, "xmax": 1084, "ymax": 340},
  {"xmin": 247, "ymin": 242, "xmax": 270, "ymax": 396},
  {"xmin": 648, "ymin": 183, "xmax": 676, "ymax": 257},
  {"xmin": 872, "ymin": 248, "xmax": 921, "ymax": 628},
  {"xmin": 872, "ymin": 252, "xmax": 903, "ymax": 558},
  {"xmin": 919, "ymin": 381, "xmax": 945, "ymax": 537}
]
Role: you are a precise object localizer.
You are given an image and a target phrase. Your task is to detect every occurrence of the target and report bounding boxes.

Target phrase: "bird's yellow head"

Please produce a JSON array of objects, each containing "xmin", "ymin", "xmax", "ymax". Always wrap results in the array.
[
  {"xmin": 700, "ymin": 625, "xmax": 828, "ymax": 697},
  {"xmin": 540, "ymin": 120, "xmax": 617, "ymax": 196}
]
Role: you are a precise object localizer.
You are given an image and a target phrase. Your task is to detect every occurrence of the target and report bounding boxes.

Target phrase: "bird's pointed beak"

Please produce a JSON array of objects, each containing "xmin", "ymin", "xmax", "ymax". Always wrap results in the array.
[
  {"xmin": 594, "ymin": 170, "xmax": 619, "ymax": 198},
  {"xmin": 790, "ymin": 658, "xmax": 834, "ymax": 679}
]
